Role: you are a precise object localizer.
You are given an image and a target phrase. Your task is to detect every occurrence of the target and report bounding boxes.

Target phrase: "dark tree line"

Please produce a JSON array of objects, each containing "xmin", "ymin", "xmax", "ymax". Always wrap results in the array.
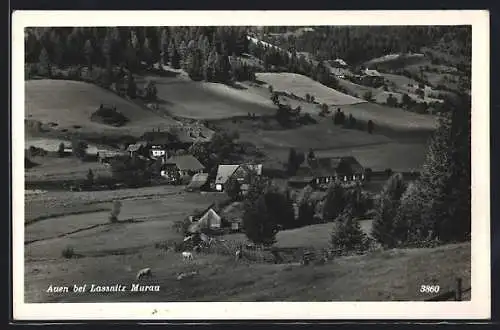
[
  {"xmin": 256, "ymin": 26, "xmax": 471, "ymax": 67},
  {"xmin": 25, "ymin": 26, "xmax": 255, "ymax": 83}
]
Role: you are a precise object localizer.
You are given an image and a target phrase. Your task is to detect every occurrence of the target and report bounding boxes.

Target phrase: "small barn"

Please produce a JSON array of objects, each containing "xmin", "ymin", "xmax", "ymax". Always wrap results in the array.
[{"xmin": 188, "ymin": 203, "xmax": 222, "ymax": 233}]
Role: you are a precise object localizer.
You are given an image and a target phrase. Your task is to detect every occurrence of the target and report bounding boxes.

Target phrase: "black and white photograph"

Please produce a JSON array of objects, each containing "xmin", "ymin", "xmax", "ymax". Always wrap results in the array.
[{"xmin": 12, "ymin": 10, "xmax": 490, "ymax": 320}]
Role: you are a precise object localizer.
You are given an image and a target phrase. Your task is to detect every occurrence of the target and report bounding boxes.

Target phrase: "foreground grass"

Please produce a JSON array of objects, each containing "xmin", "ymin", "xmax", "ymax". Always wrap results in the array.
[{"xmin": 25, "ymin": 242, "xmax": 470, "ymax": 302}]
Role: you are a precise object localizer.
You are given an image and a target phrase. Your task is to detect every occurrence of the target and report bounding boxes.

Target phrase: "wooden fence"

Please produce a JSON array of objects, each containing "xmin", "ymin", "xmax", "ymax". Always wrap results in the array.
[{"xmin": 424, "ymin": 278, "xmax": 471, "ymax": 301}]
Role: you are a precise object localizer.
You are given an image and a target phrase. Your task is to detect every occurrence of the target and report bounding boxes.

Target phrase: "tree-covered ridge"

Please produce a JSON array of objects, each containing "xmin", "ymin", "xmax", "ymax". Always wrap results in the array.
[
  {"xmin": 25, "ymin": 26, "xmax": 255, "ymax": 83},
  {"xmin": 251, "ymin": 26, "xmax": 472, "ymax": 66}
]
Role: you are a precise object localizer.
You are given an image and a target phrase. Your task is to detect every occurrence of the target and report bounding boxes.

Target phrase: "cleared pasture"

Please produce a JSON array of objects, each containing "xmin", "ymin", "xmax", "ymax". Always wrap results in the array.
[
  {"xmin": 25, "ymin": 79, "xmax": 177, "ymax": 135},
  {"xmin": 25, "ymin": 239, "xmax": 470, "ymax": 303},
  {"xmin": 25, "ymin": 156, "xmax": 111, "ymax": 182},
  {"xmin": 138, "ymin": 76, "xmax": 277, "ymax": 120},
  {"xmin": 256, "ymin": 72, "xmax": 365, "ymax": 106},
  {"xmin": 340, "ymin": 102, "xmax": 438, "ymax": 131}
]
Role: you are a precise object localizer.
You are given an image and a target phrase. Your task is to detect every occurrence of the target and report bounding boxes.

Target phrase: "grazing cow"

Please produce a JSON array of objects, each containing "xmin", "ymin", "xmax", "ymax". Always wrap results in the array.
[
  {"xmin": 182, "ymin": 251, "xmax": 194, "ymax": 261},
  {"xmin": 136, "ymin": 267, "xmax": 153, "ymax": 280}
]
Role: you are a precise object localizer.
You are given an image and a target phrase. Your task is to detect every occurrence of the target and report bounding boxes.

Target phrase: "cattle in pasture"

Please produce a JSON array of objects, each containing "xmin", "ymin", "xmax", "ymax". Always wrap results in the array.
[
  {"xmin": 136, "ymin": 267, "xmax": 153, "ymax": 280},
  {"xmin": 182, "ymin": 251, "xmax": 194, "ymax": 261}
]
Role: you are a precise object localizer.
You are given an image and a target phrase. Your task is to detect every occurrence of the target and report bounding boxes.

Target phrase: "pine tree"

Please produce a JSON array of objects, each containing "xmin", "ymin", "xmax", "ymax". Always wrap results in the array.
[
  {"xmin": 331, "ymin": 210, "xmax": 368, "ymax": 254},
  {"xmin": 322, "ymin": 181, "xmax": 347, "ymax": 222},
  {"xmin": 371, "ymin": 173, "xmax": 407, "ymax": 248},
  {"xmin": 50, "ymin": 30, "xmax": 64, "ymax": 66},
  {"xmin": 178, "ymin": 40, "xmax": 187, "ymax": 70},
  {"xmin": 83, "ymin": 39, "xmax": 94, "ymax": 72},
  {"xmin": 101, "ymin": 34, "xmax": 113, "ymax": 86},
  {"xmin": 287, "ymin": 147, "xmax": 298, "ymax": 175},
  {"xmin": 243, "ymin": 194, "xmax": 278, "ymax": 246},
  {"xmin": 38, "ymin": 47, "xmax": 51, "ymax": 77},
  {"xmin": 159, "ymin": 29, "xmax": 170, "ymax": 65},
  {"xmin": 142, "ymin": 38, "xmax": 153, "ymax": 69},
  {"xmin": 225, "ymin": 176, "xmax": 242, "ymax": 201},
  {"xmin": 171, "ymin": 45, "xmax": 181, "ymax": 69}
]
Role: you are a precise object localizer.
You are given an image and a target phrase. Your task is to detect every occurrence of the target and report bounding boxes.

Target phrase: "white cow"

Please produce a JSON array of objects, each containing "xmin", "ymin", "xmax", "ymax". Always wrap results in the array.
[
  {"xmin": 136, "ymin": 267, "xmax": 153, "ymax": 280},
  {"xmin": 182, "ymin": 251, "xmax": 194, "ymax": 261}
]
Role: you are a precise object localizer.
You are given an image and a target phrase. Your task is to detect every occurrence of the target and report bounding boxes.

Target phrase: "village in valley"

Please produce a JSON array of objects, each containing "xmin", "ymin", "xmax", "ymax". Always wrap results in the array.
[{"xmin": 24, "ymin": 25, "xmax": 472, "ymax": 302}]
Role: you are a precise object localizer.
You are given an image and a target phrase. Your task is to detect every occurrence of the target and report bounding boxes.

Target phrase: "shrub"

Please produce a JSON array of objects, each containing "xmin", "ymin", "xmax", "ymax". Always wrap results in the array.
[
  {"xmin": 91, "ymin": 105, "xmax": 129, "ymax": 127},
  {"xmin": 109, "ymin": 200, "xmax": 122, "ymax": 223},
  {"xmin": 225, "ymin": 176, "xmax": 242, "ymax": 201},
  {"xmin": 297, "ymin": 200, "xmax": 316, "ymax": 227},
  {"xmin": 172, "ymin": 216, "xmax": 193, "ymax": 236},
  {"xmin": 57, "ymin": 142, "xmax": 65, "ymax": 157},
  {"xmin": 86, "ymin": 169, "xmax": 95, "ymax": 187},
  {"xmin": 363, "ymin": 90, "xmax": 373, "ymax": 102},
  {"xmin": 61, "ymin": 246, "xmax": 75, "ymax": 259},
  {"xmin": 367, "ymin": 120, "xmax": 374, "ymax": 134},
  {"xmin": 386, "ymin": 94, "xmax": 398, "ymax": 107},
  {"xmin": 72, "ymin": 139, "xmax": 88, "ymax": 160}
]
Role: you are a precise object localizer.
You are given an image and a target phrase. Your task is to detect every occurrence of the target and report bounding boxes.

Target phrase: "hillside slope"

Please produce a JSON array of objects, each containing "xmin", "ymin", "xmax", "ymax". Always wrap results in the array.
[
  {"xmin": 257, "ymin": 72, "xmax": 365, "ymax": 106},
  {"xmin": 137, "ymin": 76, "xmax": 277, "ymax": 120},
  {"xmin": 25, "ymin": 79, "xmax": 178, "ymax": 136},
  {"xmin": 25, "ymin": 241, "xmax": 470, "ymax": 303}
]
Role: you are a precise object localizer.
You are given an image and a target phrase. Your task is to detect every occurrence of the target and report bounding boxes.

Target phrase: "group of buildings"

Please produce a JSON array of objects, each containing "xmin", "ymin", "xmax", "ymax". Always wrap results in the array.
[{"xmin": 98, "ymin": 128, "xmax": 366, "ymax": 193}]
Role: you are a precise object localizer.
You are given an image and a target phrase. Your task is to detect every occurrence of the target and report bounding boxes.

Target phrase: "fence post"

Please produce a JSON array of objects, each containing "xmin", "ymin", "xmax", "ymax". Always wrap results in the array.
[{"xmin": 455, "ymin": 278, "xmax": 462, "ymax": 301}]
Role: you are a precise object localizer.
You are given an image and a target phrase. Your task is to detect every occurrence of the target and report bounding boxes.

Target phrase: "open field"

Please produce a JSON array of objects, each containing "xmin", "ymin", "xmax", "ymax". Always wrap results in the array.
[
  {"xmin": 24, "ymin": 186, "xmax": 224, "ymax": 223},
  {"xmin": 340, "ymin": 102, "xmax": 438, "ymax": 132},
  {"xmin": 25, "ymin": 79, "xmax": 178, "ymax": 136},
  {"xmin": 137, "ymin": 75, "xmax": 277, "ymax": 120},
  {"xmin": 25, "ymin": 156, "xmax": 111, "ymax": 183},
  {"xmin": 24, "ymin": 137, "xmax": 104, "ymax": 155},
  {"xmin": 315, "ymin": 142, "xmax": 428, "ymax": 172},
  {"xmin": 364, "ymin": 53, "xmax": 429, "ymax": 70},
  {"xmin": 256, "ymin": 72, "xmax": 366, "ymax": 106},
  {"xmin": 254, "ymin": 73, "xmax": 438, "ymax": 131},
  {"xmin": 224, "ymin": 220, "xmax": 374, "ymax": 249},
  {"xmin": 235, "ymin": 120, "xmax": 392, "ymax": 151}
]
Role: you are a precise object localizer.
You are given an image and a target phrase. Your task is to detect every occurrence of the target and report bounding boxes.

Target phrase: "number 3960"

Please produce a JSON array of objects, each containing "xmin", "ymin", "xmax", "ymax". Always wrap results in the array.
[{"xmin": 420, "ymin": 285, "xmax": 440, "ymax": 294}]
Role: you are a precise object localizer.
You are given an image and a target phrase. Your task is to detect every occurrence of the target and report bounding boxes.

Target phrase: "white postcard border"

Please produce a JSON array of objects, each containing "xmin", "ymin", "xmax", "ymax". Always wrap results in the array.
[{"xmin": 12, "ymin": 10, "xmax": 491, "ymax": 320}]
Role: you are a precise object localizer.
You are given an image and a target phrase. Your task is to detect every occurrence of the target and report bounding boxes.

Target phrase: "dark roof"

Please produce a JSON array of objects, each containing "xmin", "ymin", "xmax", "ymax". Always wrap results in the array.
[
  {"xmin": 339, "ymin": 156, "xmax": 364, "ymax": 173},
  {"xmin": 140, "ymin": 131, "xmax": 177, "ymax": 145},
  {"xmin": 299, "ymin": 156, "xmax": 364, "ymax": 177},
  {"xmin": 288, "ymin": 176, "xmax": 315, "ymax": 184},
  {"xmin": 165, "ymin": 155, "xmax": 205, "ymax": 171}
]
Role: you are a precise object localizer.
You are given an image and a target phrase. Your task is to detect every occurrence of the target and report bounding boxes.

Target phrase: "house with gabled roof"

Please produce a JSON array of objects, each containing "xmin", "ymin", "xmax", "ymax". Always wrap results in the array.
[
  {"xmin": 288, "ymin": 156, "xmax": 365, "ymax": 189},
  {"xmin": 161, "ymin": 155, "xmax": 205, "ymax": 178},
  {"xmin": 215, "ymin": 163, "xmax": 263, "ymax": 192}
]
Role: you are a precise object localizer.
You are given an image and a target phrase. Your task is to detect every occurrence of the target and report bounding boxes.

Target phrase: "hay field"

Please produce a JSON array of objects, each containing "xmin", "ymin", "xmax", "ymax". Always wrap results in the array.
[
  {"xmin": 25, "ymin": 156, "xmax": 111, "ymax": 182},
  {"xmin": 256, "ymin": 72, "xmax": 366, "ymax": 106},
  {"xmin": 340, "ymin": 102, "xmax": 438, "ymax": 131},
  {"xmin": 138, "ymin": 76, "xmax": 277, "ymax": 120},
  {"xmin": 25, "ymin": 79, "xmax": 177, "ymax": 135}
]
